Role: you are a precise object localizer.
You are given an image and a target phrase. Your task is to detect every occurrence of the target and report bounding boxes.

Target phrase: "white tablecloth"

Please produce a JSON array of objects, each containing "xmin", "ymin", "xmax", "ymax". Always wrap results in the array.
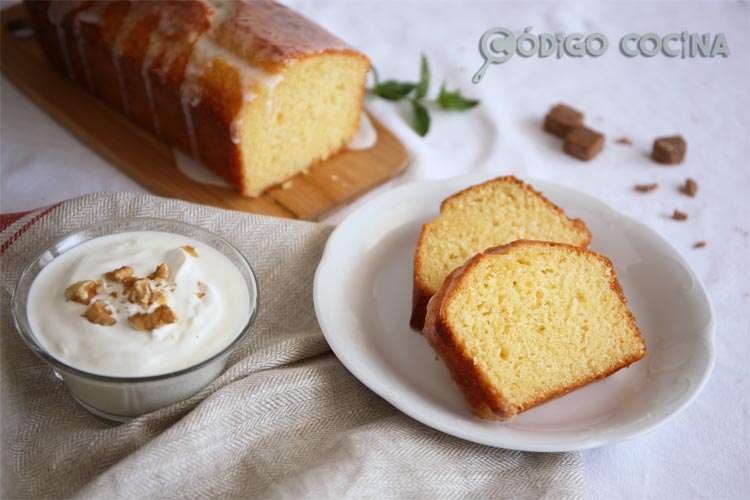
[{"xmin": 2, "ymin": 1, "xmax": 749, "ymax": 498}]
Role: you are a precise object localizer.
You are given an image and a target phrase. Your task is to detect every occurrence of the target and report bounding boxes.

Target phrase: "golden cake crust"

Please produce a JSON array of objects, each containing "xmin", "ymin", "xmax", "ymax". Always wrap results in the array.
[
  {"xmin": 219, "ymin": 1, "xmax": 364, "ymax": 72},
  {"xmin": 410, "ymin": 176, "xmax": 591, "ymax": 331},
  {"xmin": 24, "ymin": 0, "xmax": 369, "ymax": 196},
  {"xmin": 423, "ymin": 240, "xmax": 647, "ymax": 420}
]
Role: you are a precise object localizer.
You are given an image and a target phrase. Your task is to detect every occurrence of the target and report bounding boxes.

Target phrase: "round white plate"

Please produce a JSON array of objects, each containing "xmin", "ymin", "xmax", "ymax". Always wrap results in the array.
[{"xmin": 314, "ymin": 175, "xmax": 715, "ymax": 452}]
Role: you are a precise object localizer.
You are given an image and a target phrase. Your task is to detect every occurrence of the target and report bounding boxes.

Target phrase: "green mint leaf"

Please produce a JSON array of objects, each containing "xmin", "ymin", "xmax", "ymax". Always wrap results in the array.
[
  {"xmin": 372, "ymin": 80, "xmax": 416, "ymax": 101},
  {"xmin": 411, "ymin": 100, "xmax": 430, "ymax": 137},
  {"xmin": 437, "ymin": 83, "xmax": 480, "ymax": 111},
  {"xmin": 415, "ymin": 54, "xmax": 430, "ymax": 99}
]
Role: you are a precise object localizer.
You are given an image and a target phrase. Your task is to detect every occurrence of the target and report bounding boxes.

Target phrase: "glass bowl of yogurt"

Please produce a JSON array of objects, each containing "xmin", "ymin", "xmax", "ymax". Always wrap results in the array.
[{"xmin": 11, "ymin": 218, "xmax": 258, "ymax": 422}]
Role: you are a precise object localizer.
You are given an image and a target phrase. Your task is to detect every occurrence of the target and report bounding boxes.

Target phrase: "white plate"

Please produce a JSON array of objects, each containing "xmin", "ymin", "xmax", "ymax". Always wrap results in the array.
[{"xmin": 314, "ymin": 175, "xmax": 715, "ymax": 452}]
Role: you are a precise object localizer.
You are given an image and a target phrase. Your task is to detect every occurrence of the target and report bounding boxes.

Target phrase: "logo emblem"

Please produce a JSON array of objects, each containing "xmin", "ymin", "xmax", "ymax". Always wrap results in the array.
[{"xmin": 473, "ymin": 27, "xmax": 516, "ymax": 83}]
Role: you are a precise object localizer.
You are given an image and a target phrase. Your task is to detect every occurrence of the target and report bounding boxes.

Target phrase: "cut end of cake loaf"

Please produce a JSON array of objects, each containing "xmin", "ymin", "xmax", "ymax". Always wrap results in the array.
[
  {"xmin": 423, "ymin": 240, "xmax": 647, "ymax": 420},
  {"xmin": 411, "ymin": 176, "xmax": 591, "ymax": 330},
  {"xmin": 237, "ymin": 52, "xmax": 369, "ymax": 196}
]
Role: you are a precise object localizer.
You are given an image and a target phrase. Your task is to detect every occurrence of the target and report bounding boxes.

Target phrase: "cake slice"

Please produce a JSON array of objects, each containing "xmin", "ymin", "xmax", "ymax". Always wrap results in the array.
[
  {"xmin": 423, "ymin": 240, "xmax": 647, "ymax": 420},
  {"xmin": 411, "ymin": 176, "xmax": 591, "ymax": 330}
]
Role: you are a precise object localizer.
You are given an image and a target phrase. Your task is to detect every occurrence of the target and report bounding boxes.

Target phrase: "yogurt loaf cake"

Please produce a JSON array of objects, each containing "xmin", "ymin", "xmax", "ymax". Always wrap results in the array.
[
  {"xmin": 24, "ymin": 0, "xmax": 370, "ymax": 196},
  {"xmin": 423, "ymin": 240, "xmax": 647, "ymax": 420},
  {"xmin": 411, "ymin": 176, "xmax": 591, "ymax": 330}
]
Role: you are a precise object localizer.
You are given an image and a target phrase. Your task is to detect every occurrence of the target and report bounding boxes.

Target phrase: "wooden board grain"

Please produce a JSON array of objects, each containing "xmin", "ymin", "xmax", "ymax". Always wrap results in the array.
[{"xmin": 0, "ymin": 4, "xmax": 408, "ymax": 220}]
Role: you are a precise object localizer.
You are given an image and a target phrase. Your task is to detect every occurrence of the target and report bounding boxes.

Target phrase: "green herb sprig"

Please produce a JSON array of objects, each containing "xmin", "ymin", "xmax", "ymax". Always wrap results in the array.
[{"xmin": 368, "ymin": 55, "xmax": 479, "ymax": 137}]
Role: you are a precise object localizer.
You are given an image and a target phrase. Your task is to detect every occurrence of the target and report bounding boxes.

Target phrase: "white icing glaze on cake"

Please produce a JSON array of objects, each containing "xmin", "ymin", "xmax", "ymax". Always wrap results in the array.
[
  {"xmin": 47, "ymin": 2, "xmax": 78, "ymax": 81},
  {"xmin": 173, "ymin": 148, "xmax": 233, "ymax": 188},
  {"xmin": 178, "ymin": 0, "xmax": 284, "ymax": 158},
  {"xmin": 50, "ymin": 1, "xmax": 288, "ymax": 156},
  {"xmin": 347, "ymin": 113, "xmax": 377, "ymax": 150},
  {"xmin": 74, "ymin": 3, "xmax": 106, "ymax": 92},
  {"xmin": 110, "ymin": 5, "xmax": 145, "ymax": 117}
]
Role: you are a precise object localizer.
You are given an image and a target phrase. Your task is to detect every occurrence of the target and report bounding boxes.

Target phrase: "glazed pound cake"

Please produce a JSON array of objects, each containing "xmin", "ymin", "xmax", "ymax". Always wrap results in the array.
[
  {"xmin": 423, "ymin": 240, "xmax": 647, "ymax": 420},
  {"xmin": 411, "ymin": 176, "xmax": 591, "ymax": 330},
  {"xmin": 25, "ymin": 0, "xmax": 370, "ymax": 196}
]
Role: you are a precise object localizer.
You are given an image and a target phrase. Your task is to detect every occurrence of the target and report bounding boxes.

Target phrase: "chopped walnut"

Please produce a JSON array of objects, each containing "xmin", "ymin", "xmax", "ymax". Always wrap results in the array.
[
  {"xmin": 148, "ymin": 263, "xmax": 170, "ymax": 280},
  {"xmin": 153, "ymin": 289, "xmax": 168, "ymax": 306},
  {"xmin": 105, "ymin": 266, "xmax": 134, "ymax": 283},
  {"xmin": 635, "ymin": 183, "xmax": 658, "ymax": 193},
  {"xmin": 64, "ymin": 280, "xmax": 98, "ymax": 305},
  {"xmin": 693, "ymin": 241, "xmax": 706, "ymax": 249},
  {"xmin": 127, "ymin": 279, "xmax": 153, "ymax": 307},
  {"xmin": 181, "ymin": 245, "xmax": 199, "ymax": 258},
  {"xmin": 128, "ymin": 305, "xmax": 178, "ymax": 331},
  {"xmin": 121, "ymin": 276, "xmax": 139, "ymax": 289},
  {"xmin": 672, "ymin": 209, "xmax": 688, "ymax": 221},
  {"xmin": 681, "ymin": 178, "xmax": 698, "ymax": 197},
  {"xmin": 82, "ymin": 300, "xmax": 116, "ymax": 326}
]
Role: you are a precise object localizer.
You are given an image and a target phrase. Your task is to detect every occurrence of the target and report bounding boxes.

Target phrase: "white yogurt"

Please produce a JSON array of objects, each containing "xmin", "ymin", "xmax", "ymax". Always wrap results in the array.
[{"xmin": 27, "ymin": 231, "xmax": 251, "ymax": 378}]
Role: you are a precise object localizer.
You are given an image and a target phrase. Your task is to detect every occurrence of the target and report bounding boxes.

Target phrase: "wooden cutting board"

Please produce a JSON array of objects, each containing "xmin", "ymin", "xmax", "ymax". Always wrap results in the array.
[{"xmin": 0, "ymin": 4, "xmax": 408, "ymax": 220}]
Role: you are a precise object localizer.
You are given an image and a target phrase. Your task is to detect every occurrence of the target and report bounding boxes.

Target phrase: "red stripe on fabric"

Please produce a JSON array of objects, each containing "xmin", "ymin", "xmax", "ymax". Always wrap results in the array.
[
  {"xmin": 0, "ymin": 203, "xmax": 62, "ymax": 255},
  {"xmin": 0, "ymin": 211, "xmax": 31, "ymax": 233}
]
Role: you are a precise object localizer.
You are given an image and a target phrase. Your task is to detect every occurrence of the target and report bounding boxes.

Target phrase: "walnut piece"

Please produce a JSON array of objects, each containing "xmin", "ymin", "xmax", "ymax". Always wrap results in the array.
[
  {"xmin": 64, "ymin": 280, "xmax": 98, "ymax": 305},
  {"xmin": 128, "ymin": 305, "xmax": 178, "ymax": 331},
  {"xmin": 635, "ymin": 183, "xmax": 658, "ymax": 193},
  {"xmin": 181, "ymin": 245, "xmax": 199, "ymax": 258},
  {"xmin": 153, "ymin": 289, "xmax": 168, "ymax": 306},
  {"xmin": 681, "ymin": 178, "xmax": 698, "ymax": 197},
  {"xmin": 127, "ymin": 279, "xmax": 153, "ymax": 307},
  {"xmin": 148, "ymin": 263, "xmax": 170, "ymax": 280},
  {"xmin": 672, "ymin": 209, "xmax": 688, "ymax": 221},
  {"xmin": 105, "ymin": 266, "xmax": 134, "ymax": 283},
  {"xmin": 82, "ymin": 300, "xmax": 116, "ymax": 326},
  {"xmin": 121, "ymin": 277, "xmax": 139, "ymax": 289}
]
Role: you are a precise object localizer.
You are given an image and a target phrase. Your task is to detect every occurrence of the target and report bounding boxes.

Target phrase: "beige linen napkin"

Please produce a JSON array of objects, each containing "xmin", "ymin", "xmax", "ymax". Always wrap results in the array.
[{"xmin": 0, "ymin": 192, "xmax": 584, "ymax": 499}]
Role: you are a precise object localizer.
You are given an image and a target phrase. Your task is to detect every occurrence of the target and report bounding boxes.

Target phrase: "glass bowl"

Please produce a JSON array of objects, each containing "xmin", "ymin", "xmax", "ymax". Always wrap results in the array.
[{"xmin": 11, "ymin": 217, "xmax": 259, "ymax": 422}]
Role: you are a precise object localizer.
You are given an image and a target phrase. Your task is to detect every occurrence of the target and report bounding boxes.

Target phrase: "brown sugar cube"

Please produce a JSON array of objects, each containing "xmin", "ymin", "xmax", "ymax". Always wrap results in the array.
[
  {"xmin": 563, "ymin": 126, "xmax": 605, "ymax": 161},
  {"xmin": 652, "ymin": 136, "xmax": 686, "ymax": 164},
  {"xmin": 543, "ymin": 104, "xmax": 584, "ymax": 138}
]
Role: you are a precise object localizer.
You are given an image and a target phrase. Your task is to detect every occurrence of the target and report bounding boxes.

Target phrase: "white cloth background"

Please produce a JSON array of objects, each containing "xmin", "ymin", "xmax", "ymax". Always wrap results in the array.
[{"xmin": 1, "ymin": 0, "xmax": 748, "ymax": 498}]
